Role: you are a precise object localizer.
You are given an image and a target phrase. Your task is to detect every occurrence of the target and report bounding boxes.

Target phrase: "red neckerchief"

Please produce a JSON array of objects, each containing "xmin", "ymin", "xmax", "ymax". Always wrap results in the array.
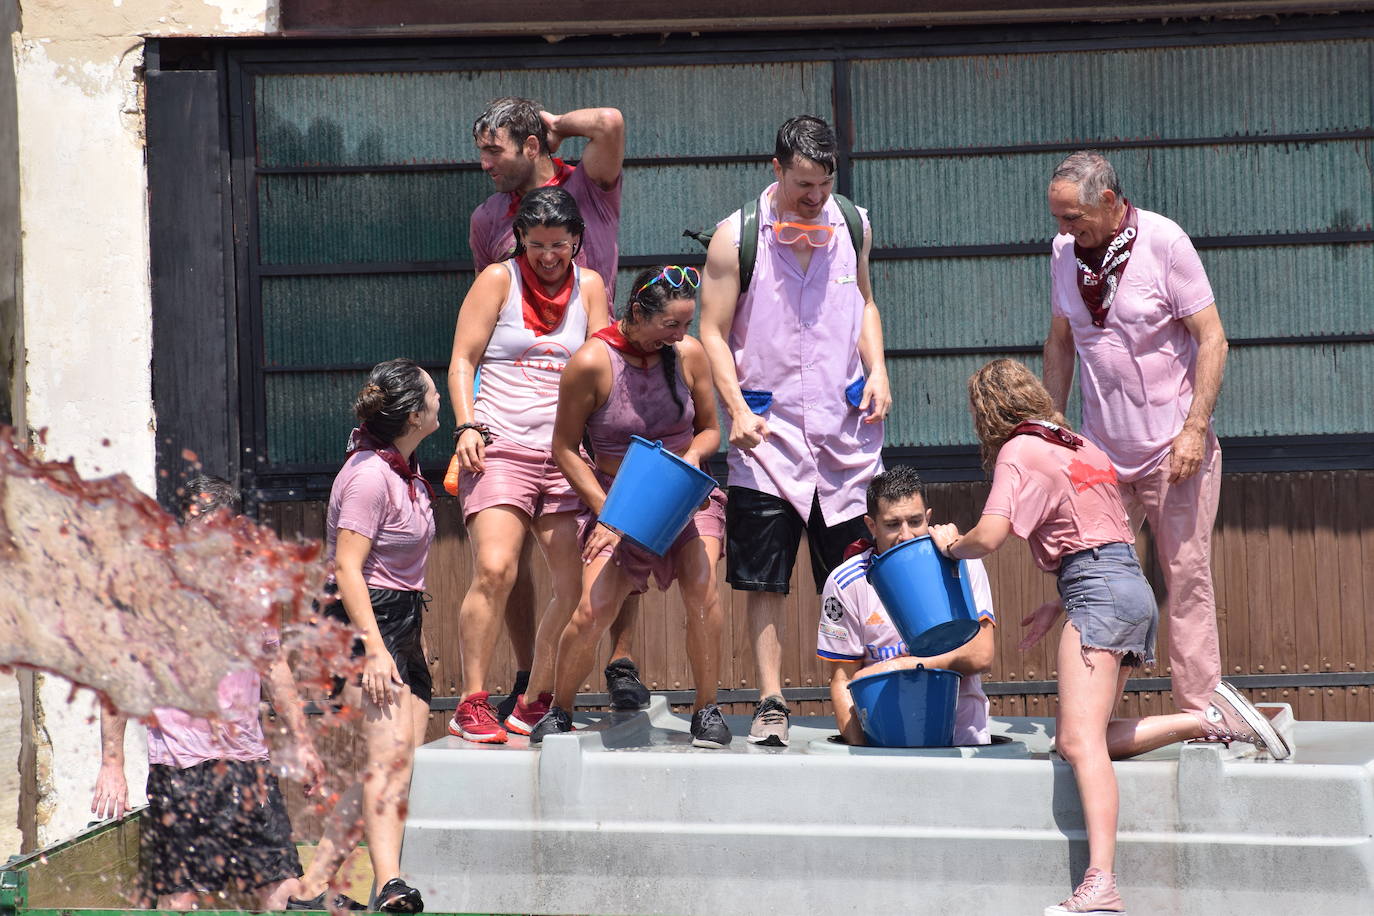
[
  {"xmin": 503, "ymin": 158, "xmax": 576, "ymax": 218},
  {"xmin": 516, "ymin": 257, "xmax": 574, "ymax": 336},
  {"xmin": 1010, "ymin": 420, "xmax": 1084, "ymax": 450},
  {"xmin": 346, "ymin": 425, "xmax": 434, "ymax": 502},
  {"xmin": 1073, "ymin": 200, "xmax": 1138, "ymax": 328},
  {"xmin": 593, "ymin": 324, "xmax": 659, "ymax": 370},
  {"xmin": 843, "ymin": 538, "xmax": 875, "ymax": 561}
]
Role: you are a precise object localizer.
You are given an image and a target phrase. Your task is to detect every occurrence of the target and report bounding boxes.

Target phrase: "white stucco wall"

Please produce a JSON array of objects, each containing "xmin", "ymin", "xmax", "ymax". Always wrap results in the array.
[{"xmin": 11, "ymin": 0, "xmax": 279, "ymax": 848}]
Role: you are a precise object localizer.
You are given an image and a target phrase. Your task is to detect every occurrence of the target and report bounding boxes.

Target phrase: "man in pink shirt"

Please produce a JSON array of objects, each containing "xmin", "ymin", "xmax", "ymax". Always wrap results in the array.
[
  {"xmin": 468, "ymin": 97, "xmax": 652, "ymax": 715},
  {"xmin": 1042, "ymin": 149, "xmax": 1234, "ymax": 733},
  {"xmin": 701, "ymin": 116, "xmax": 892, "ymax": 747}
]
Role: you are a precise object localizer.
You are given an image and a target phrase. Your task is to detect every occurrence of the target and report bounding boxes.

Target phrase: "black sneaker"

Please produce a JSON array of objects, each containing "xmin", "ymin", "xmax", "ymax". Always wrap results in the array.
[
  {"xmin": 690, "ymin": 704, "xmax": 732, "ymax": 749},
  {"xmin": 528, "ymin": 705, "xmax": 574, "ymax": 744},
  {"xmin": 375, "ymin": 877, "xmax": 424, "ymax": 913},
  {"xmin": 605, "ymin": 657, "xmax": 651, "ymax": 710},
  {"xmin": 494, "ymin": 669, "xmax": 530, "ymax": 723},
  {"xmin": 748, "ymin": 694, "xmax": 791, "ymax": 747},
  {"xmin": 286, "ymin": 891, "xmax": 367, "ymax": 911}
]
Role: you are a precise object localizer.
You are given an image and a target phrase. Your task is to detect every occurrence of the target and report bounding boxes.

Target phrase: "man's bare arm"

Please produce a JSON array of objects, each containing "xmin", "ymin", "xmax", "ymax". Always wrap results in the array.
[
  {"xmin": 699, "ymin": 221, "xmax": 770, "ymax": 449},
  {"xmin": 542, "ymin": 107, "xmax": 625, "ymax": 191},
  {"xmin": 1042, "ymin": 315, "xmax": 1076, "ymax": 415},
  {"xmin": 855, "ymin": 226, "xmax": 891, "ymax": 423},
  {"xmin": 1169, "ymin": 303, "xmax": 1228, "ymax": 482}
]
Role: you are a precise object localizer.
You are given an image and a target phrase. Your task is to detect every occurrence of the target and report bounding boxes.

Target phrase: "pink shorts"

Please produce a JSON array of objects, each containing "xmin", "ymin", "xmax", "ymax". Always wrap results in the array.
[
  {"xmin": 579, "ymin": 467, "xmax": 726, "ymax": 595},
  {"xmin": 457, "ymin": 437, "xmax": 582, "ymax": 522}
]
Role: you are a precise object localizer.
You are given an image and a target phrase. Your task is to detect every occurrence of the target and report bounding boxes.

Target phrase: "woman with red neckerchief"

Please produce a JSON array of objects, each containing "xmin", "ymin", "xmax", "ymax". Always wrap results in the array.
[
  {"xmin": 304, "ymin": 358, "xmax": 439, "ymax": 913},
  {"xmin": 447, "ymin": 187, "xmax": 610, "ymax": 743},
  {"xmin": 528, "ymin": 265, "xmax": 731, "ymax": 749},
  {"xmin": 928, "ymin": 358, "xmax": 1286, "ymax": 916}
]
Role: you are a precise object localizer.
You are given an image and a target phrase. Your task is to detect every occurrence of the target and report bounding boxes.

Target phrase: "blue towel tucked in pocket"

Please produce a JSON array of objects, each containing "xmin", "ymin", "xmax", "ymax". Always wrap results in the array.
[{"xmin": 741, "ymin": 389, "xmax": 773, "ymax": 415}]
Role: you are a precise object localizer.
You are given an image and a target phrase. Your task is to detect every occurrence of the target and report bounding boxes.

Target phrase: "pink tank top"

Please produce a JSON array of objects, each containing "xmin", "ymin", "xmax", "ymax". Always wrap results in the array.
[
  {"xmin": 474, "ymin": 261, "xmax": 588, "ymax": 450},
  {"xmin": 586, "ymin": 339, "xmax": 694, "ymax": 463}
]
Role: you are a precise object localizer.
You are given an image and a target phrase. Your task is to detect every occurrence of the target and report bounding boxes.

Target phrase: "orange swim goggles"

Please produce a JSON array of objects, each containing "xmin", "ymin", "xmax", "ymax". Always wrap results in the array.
[{"xmin": 773, "ymin": 221, "xmax": 835, "ymax": 247}]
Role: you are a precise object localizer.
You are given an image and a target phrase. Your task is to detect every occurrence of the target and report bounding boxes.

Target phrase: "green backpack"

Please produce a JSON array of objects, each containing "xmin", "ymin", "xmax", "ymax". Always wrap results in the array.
[{"xmin": 684, "ymin": 193, "xmax": 864, "ymax": 293}]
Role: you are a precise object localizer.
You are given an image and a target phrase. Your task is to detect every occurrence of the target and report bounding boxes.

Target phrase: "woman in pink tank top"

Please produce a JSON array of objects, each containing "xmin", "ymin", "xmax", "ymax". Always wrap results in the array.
[
  {"xmin": 446, "ymin": 188, "xmax": 610, "ymax": 744},
  {"xmin": 527, "ymin": 266, "xmax": 732, "ymax": 749},
  {"xmin": 929, "ymin": 359, "xmax": 1286, "ymax": 916}
]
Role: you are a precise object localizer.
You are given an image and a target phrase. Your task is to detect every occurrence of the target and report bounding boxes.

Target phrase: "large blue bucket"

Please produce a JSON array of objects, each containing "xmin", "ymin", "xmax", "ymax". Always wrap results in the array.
[
  {"xmin": 847, "ymin": 665, "xmax": 961, "ymax": 747},
  {"xmin": 598, "ymin": 436, "xmax": 716, "ymax": 556},
  {"xmin": 866, "ymin": 535, "xmax": 981, "ymax": 657}
]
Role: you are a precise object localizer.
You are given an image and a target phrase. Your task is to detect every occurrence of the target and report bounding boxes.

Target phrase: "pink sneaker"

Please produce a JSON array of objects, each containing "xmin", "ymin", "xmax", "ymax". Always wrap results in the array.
[
  {"xmin": 1198, "ymin": 680, "xmax": 1291, "ymax": 759},
  {"xmin": 504, "ymin": 692, "xmax": 553, "ymax": 736},
  {"xmin": 447, "ymin": 691, "xmax": 508, "ymax": 744},
  {"xmin": 1044, "ymin": 867, "xmax": 1125, "ymax": 914}
]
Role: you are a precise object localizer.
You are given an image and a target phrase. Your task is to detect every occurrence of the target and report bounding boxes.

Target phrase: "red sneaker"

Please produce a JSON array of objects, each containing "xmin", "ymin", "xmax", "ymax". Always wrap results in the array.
[
  {"xmin": 447, "ymin": 691, "xmax": 508, "ymax": 744},
  {"xmin": 504, "ymin": 692, "xmax": 553, "ymax": 736}
]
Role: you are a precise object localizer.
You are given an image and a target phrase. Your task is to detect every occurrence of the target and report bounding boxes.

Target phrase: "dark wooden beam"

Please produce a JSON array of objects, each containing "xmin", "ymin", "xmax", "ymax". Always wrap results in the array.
[{"xmin": 279, "ymin": 1, "xmax": 1374, "ymax": 38}]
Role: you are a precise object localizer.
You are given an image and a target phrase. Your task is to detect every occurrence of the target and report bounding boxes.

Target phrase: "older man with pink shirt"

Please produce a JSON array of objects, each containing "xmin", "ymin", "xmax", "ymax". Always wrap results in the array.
[{"xmin": 1040, "ymin": 150, "xmax": 1279, "ymax": 753}]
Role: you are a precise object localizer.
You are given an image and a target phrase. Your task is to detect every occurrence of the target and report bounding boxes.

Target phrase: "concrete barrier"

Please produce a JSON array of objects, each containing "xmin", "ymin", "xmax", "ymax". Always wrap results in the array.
[{"xmin": 403, "ymin": 697, "xmax": 1373, "ymax": 915}]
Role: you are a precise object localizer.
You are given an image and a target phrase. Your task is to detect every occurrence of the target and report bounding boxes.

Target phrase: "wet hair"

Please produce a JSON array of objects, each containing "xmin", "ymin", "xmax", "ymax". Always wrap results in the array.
[
  {"xmin": 473, "ymin": 96, "xmax": 549, "ymax": 156},
  {"xmin": 1051, "ymin": 150, "xmax": 1124, "ymax": 206},
  {"xmin": 624, "ymin": 266, "xmax": 696, "ymax": 418},
  {"xmin": 354, "ymin": 358, "xmax": 430, "ymax": 443},
  {"xmin": 967, "ymin": 358, "xmax": 1070, "ymax": 472},
  {"xmin": 181, "ymin": 474, "xmax": 241, "ymax": 523},
  {"xmin": 510, "ymin": 187, "xmax": 585, "ymax": 258},
  {"xmin": 774, "ymin": 115, "xmax": 839, "ymax": 174},
  {"xmin": 865, "ymin": 465, "xmax": 928, "ymax": 518}
]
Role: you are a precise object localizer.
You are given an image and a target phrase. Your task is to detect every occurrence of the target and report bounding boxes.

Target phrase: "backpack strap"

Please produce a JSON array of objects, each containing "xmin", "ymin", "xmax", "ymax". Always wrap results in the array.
[
  {"xmin": 832, "ymin": 193, "xmax": 865, "ymax": 257},
  {"xmin": 738, "ymin": 197, "xmax": 759, "ymax": 294}
]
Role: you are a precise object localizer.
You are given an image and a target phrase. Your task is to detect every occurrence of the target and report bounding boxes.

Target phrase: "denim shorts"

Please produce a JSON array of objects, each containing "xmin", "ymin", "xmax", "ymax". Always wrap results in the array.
[{"xmin": 1056, "ymin": 542, "xmax": 1157, "ymax": 667}]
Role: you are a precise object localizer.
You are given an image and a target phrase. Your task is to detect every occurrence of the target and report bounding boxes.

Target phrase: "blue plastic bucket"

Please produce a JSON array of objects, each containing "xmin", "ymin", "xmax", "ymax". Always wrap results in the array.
[
  {"xmin": 866, "ymin": 535, "xmax": 981, "ymax": 657},
  {"xmin": 598, "ymin": 436, "xmax": 716, "ymax": 556},
  {"xmin": 847, "ymin": 665, "xmax": 961, "ymax": 748}
]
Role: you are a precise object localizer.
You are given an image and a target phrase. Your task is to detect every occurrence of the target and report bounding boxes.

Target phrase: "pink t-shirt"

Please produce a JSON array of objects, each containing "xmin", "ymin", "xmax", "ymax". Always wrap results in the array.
[
  {"xmin": 982, "ymin": 435, "xmax": 1135, "ymax": 572},
  {"xmin": 469, "ymin": 162, "xmax": 623, "ymax": 301},
  {"xmin": 146, "ymin": 655, "xmax": 272, "ymax": 767},
  {"xmin": 327, "ymin": 452, "xmax": 434, "ymax": 591},
  {"xmin": 817, "ymin": 549, "xmax": 995, "ymax": 746},
  {"xmin": 1050, "ymin": 207, "xmax": 1216, "ymax": 481}
]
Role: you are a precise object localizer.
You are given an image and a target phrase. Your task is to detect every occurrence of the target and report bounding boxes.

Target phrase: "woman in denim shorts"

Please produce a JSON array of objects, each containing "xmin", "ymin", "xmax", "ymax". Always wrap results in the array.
[{"xmin": 929, "ymin": 359, "xmax": 1275, "ymax": 916}]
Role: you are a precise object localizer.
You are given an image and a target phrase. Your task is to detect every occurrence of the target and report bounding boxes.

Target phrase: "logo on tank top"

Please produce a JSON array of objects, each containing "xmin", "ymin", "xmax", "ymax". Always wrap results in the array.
[{"xmin": 515, "ymin": 342, "xmax": 573, "ymax": 389}]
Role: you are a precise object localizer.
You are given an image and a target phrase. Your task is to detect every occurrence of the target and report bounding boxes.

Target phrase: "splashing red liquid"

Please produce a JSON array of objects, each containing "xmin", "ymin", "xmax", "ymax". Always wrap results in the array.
[{"xmin": 0, "ymin": 427, "xmax": 359, "ymax": 718}]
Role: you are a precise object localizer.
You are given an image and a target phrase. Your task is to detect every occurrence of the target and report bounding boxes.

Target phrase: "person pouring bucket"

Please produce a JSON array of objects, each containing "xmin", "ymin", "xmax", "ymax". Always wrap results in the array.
[{"xmin": 529, "ymin": 265, "xmax": 732, "ymax": 748}]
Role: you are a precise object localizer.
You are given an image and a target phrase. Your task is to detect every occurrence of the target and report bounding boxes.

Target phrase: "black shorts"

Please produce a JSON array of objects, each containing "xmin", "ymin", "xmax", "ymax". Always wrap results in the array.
[
  {"xmin": 143, "ymin": 760, "xmax": 301, "ymax": 897},
  {"xmin": 324, "ymin": 586, "xmax": 433, "ymax": 704},
  {"xmin": 725, "ymin": 487, "xmax": 869, "ymax": 594}
]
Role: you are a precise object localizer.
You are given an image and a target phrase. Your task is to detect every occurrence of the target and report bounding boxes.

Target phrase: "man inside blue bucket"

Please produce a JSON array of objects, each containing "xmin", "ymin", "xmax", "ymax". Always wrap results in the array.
[{"xmin": 818, "ymin": 465, "xmax": 997, "ymax": 746}]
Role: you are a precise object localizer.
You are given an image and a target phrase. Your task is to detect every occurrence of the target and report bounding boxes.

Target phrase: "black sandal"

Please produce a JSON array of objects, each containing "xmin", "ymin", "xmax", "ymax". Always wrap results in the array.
[{"xmin": 375, "ymin": 877, "xmax": 424, "ymax": 914}]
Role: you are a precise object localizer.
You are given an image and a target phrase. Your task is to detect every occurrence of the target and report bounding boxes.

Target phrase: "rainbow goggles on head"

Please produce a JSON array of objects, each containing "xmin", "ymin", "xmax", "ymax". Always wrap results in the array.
[
  {"xmin": 772, "ymin": 221, "xmax": 835, "ymax": 247},
  {"xmin": 636, "ymin": 265, "xmax": 701, "ymax": 296}
]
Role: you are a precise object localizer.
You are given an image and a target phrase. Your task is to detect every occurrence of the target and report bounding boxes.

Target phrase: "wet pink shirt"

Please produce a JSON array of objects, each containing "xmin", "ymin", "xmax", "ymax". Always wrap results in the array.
[
  {"xmin": 1050, "ymin": 207, "xmax": 1216, "ymax": 481},
  {"xmin": 982, "ymin": 435, "xmax": 1135, "ymax": 572},
  {"xmin": 146, "ymin": 651, "xmax": 273, "ymax": 767},
  {"xmin": 469, "ymin": 162, "xmax": 623, "ymax": 300},
  {"xmin": 327, "ymin": 452, "xmax": 435, "ymax": 591},
  {"xmin": 722, "ymin": 184, "xmax": 883, "ymax": 524}
]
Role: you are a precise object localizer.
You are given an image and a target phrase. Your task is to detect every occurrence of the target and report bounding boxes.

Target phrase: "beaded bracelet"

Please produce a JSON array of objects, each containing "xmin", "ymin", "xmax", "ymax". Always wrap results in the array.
[{"xmin": 454, "ymin": 422, "xmax": 492, "ymax": 446}]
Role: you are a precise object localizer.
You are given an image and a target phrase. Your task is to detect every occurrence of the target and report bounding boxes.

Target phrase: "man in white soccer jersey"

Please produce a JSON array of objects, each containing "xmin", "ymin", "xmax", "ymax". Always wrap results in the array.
[{"xmin": 818, "ymin": 465, "xmax": 997, "ymax": 746}]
